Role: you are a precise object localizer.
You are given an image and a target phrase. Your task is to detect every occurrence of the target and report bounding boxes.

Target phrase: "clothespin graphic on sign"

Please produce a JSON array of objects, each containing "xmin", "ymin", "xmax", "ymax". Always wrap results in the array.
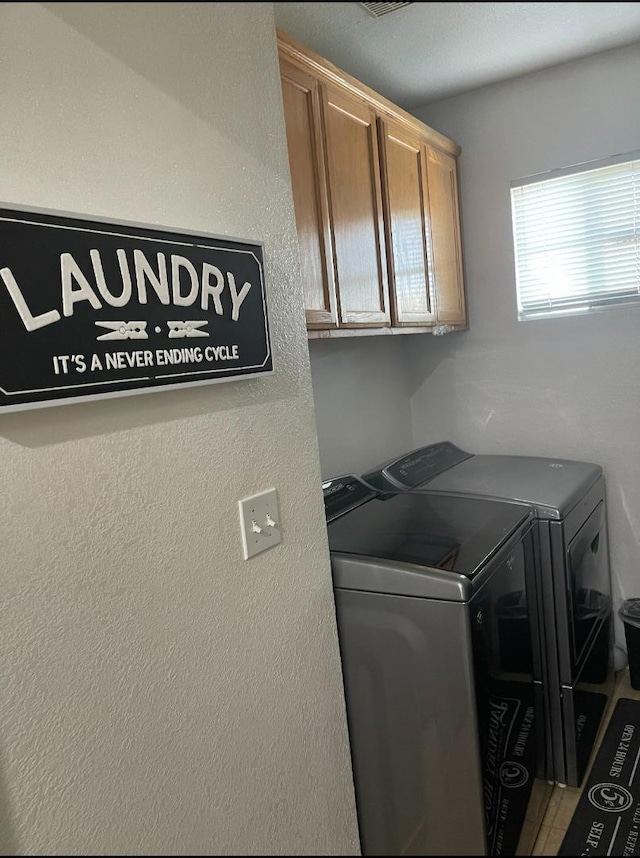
[
  {"xmin": 167, "ymin": 320, "xmax": 209, "ymax": 339},
  {"xmin": 95, "ymin": 321, "xmax": 148, "ymax": 341}
]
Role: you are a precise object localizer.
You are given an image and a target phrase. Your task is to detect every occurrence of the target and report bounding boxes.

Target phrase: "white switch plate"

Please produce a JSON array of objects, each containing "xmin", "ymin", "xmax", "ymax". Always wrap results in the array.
[{"xmin": 238, "ymin": 488, "xmax": 282, "ymax": 559}]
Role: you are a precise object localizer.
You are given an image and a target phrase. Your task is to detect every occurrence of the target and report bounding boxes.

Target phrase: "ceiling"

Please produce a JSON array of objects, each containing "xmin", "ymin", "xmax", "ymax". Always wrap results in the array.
[{"xmin": 274, "ymin": 2, "xmax": 640, "ymax": 109}]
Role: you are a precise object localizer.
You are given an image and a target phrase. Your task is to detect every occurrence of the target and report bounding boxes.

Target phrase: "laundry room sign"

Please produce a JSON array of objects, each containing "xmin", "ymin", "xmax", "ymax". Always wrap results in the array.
[{"xmin": 0, "ymin": 205, "xmax": 273, "ymax": 411}]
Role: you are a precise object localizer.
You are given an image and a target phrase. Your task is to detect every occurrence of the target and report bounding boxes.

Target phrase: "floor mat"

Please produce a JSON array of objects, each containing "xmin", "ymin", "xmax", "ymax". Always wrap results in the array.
[{"xmin": 559, "ymin": 697, "xmax": 640, "ymax": 856}]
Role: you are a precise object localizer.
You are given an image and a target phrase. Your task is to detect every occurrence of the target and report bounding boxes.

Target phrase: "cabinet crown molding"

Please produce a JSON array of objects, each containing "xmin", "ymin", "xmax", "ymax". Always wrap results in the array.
[{"xmin": 277, "ymin": 29, "xmax": 461, "ymax": 158}]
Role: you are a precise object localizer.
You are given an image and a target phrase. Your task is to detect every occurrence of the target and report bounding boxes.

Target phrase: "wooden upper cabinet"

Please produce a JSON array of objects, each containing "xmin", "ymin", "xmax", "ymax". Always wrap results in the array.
[
  {"xmin": 321, "ymin": 83, "xmax": 390, "ymax": 327},
  {"xmin": 425, "ymin": 146, "xmax": 466, "ymax": 326},
  {"xmin": 277, "ymin": 30, "xmax": 466, "ymax": 337},
  {"xmin": 279, "ymin": 59, "xmax": 337, "ymax": 328},
  {"xmin": 379, "ymin": 119, "xmax": 436, "ymax": 327}
]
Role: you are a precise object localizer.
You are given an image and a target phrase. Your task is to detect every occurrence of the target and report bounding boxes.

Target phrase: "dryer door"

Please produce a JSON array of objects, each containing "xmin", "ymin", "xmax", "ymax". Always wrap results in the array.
[
  {"xmin": 565, "ymin": 501, "xmax": 611, "ymax": 678},
  {"xmin": 551, "ymin": 501, "xmax": 614, "ymax": 786}
]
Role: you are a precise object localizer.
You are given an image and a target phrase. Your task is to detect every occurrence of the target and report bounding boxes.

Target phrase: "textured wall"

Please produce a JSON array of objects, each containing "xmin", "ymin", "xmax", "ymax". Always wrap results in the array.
[
  {"xmin": 308, "ymin": 336, "xmax": 414, "ymax": 478},
  {"xmin": 0, "ymin": 3, "xmax": 359, "ymax": 855},
  {"xmin": 407, "ymin": 42, "xmax": 640, "ymax": 648}
]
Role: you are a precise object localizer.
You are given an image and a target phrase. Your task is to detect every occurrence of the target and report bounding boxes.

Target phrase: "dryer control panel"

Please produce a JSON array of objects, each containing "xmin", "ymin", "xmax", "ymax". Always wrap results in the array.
[{"xmin": 363, "ymin": 441, "xmax": 473, "ymax": 491}]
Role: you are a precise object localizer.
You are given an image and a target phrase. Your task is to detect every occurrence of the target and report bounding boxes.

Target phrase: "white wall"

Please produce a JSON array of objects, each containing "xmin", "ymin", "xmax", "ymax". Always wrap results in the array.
[
  {"xmin": 407, "ymin": 42, "xmax": 640, "ymax": 647},
  {"xmin": 0, "ymin": 3, "xmax": 359, "ymax": 855},
  {"xmin": 309, "ymin": 336, "xmax": 413, "ymax": 478}
]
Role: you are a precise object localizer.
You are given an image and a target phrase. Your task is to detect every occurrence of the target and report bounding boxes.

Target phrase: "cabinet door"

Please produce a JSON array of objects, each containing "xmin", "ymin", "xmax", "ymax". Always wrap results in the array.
[
  {"xmin": 379, "ymin": 119, "xmax": 436, "ymax": 326},
  {"xmin": 425, "ymin": 147, "xmax": 466, "ymax": 326},
  {"xmin": 280, "ymin": 59, "xmax": 337, "ymax": 328},
  {"xmin": 322, "ymin": 83, "xmax": 390, "ymax": 327}
]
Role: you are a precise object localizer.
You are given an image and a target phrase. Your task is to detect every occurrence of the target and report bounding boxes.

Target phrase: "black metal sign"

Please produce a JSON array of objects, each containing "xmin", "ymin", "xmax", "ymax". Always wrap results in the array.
[{"xmin": 0, "ymin": 205, "xmax": 273, "ymax": 411}]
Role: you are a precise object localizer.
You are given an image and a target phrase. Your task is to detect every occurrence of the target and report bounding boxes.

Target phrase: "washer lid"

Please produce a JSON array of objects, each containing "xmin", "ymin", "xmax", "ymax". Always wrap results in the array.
[
  {"xmin": 423, "ymin": 454, "xmax": 602, "ymax": 519},
  {"xmin": 328, "ymin": 491, "xmax": 531, "ymax": 597}
]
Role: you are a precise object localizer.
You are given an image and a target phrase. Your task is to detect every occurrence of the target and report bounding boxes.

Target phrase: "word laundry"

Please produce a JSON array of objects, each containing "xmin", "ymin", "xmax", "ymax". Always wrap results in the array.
[{"xmin": 0, "ymin": 248, "xmax": 254, "ymax": 332}]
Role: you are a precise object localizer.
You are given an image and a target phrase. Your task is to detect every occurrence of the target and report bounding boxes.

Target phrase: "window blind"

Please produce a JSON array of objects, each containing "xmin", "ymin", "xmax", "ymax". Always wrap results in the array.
[{"xmin": 510, "ymin": 155, "xmax": 640, "ymax": 321}]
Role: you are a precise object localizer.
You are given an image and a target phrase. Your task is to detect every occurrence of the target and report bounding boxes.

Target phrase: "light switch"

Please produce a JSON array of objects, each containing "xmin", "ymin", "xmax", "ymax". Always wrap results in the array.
[{"xmin": 238, "ymin": 488, "xmax": 282, "ymax": 559}]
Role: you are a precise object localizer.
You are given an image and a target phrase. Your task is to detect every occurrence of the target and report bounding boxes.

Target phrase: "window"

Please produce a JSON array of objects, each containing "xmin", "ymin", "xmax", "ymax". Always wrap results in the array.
[{"xmin": 510, "ymin": 153, "xmax": 640, "ymax": 321}]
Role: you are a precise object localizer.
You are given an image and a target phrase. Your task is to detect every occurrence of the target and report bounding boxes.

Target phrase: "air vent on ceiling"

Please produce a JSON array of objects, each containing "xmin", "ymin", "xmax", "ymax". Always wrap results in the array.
[{"xmin": 359, "ymin": 2, "xmax": 414, "ymax": 18}]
